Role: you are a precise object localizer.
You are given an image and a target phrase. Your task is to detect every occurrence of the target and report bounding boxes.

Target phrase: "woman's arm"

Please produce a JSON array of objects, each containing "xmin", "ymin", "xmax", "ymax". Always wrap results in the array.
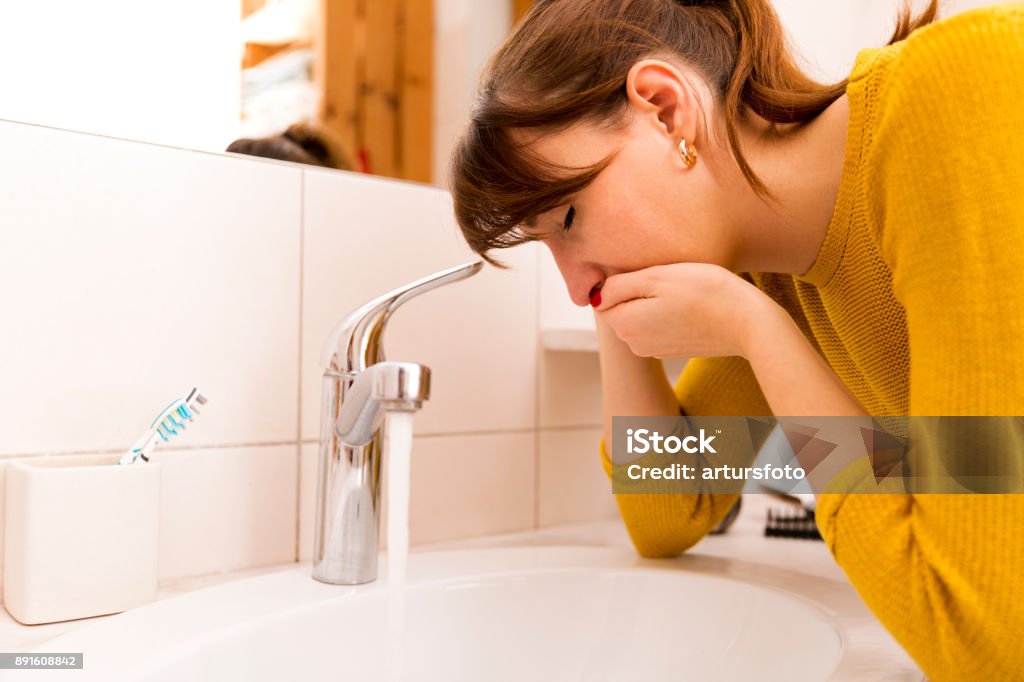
[
  {"xmin": 596, "ymin": 313, "xmax": 681, "ymax": 445},
  {"xmin": 739, "ymin": 298, "xmax": 884, "ymax": 493},
  {"xmin": 741, "ymin": 297, "xmax": 868, "ymax": 419},
  {"xmin": 596, "ymin": 305, "xmax": 777, "ymax": 558}
]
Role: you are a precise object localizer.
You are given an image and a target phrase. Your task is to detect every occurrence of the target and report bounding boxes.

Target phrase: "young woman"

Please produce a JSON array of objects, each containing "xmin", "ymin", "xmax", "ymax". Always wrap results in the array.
[{"xmin": 448, "ymin": 0, "xmax": 1024, "ymax": 678}]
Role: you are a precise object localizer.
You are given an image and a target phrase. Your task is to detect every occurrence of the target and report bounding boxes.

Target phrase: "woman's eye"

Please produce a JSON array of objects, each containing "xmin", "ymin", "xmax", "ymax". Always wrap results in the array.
[{"xmin": 562, "ymin": 205, "xmax": 576, "ymax": 232}]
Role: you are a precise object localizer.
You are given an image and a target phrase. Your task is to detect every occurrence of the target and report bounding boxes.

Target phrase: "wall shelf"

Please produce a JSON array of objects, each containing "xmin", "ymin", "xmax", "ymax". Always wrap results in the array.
[{"xmin": 541, "ymin": 328, "xmax": 598, "ymax": 353}]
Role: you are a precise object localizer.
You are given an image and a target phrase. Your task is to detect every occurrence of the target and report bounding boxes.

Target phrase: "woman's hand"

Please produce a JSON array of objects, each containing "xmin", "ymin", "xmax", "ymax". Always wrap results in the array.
[
  {"xmin": 592, "ymin": 262, "xmax": 771, "ymax": 360},
  {"xmin": 594, "ymin": 261, "xmax": 870, "ymax": 422}
]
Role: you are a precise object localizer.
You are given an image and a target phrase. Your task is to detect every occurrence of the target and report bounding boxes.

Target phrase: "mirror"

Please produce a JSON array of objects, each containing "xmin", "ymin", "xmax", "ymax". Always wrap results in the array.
[
  {"xmin": 0, "ymin": 0, "xmax": 995, "ymax": 188},
  {"xmin": 0, "ymin": 0, "xmax": 516, "ymax": 188}
]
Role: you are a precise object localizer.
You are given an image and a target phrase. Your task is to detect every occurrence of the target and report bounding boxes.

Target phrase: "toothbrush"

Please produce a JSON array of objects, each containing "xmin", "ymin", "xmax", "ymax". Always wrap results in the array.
[{"xmin": 118, "ymin": 388, "xmax": 208, "ymax": 465}]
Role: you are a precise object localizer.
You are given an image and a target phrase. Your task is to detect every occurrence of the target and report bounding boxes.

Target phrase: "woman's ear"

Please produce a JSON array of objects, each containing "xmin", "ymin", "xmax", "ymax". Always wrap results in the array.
[{"xmin": 625, "ymin": 59, "xmax": 699, "ymax": 144}]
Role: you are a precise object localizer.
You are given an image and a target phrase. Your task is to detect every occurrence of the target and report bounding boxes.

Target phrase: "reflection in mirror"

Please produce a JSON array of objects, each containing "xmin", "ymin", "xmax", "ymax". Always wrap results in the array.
[
  {"xmin": 0, "ymin": 0, "xmax": 996, "ymax": 187},
  {"xmin": 0, "ymin": 0, "xmax": 511, "ymax": 187},
  {"xmin": 227, "ymin": 122, "xmax": 354, "ymax": 170},
  {"xmin": 314, "ymin": 0, "xmax": 433, "ymax": 183}
]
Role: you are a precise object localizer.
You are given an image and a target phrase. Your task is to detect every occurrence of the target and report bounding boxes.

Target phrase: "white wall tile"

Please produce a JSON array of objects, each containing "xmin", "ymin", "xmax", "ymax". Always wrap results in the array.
[
  {"xmin": 388, "ymin": 431, "xmax": 536, "ymax": 547},
  {"xmin": 156, "ymin": 444, "xmax": 298, "ymax": 580},
  {"xmin": 539, "ymin": 350, "xmax": 603, "ymax": 429},
  {"xmin": 301, "ymin": 168, "xmax": 538, "ymax": 440},
  {"xmin": 299, "ymin": 431, "xmax": 536, "ymax": 559},
  {"xmin": 538, "ymin": 246, "xmax": 596, "ymax": 332},
  {"xmin": 0, "ymin": 121, "xmax": 301, "ymax": 456},
  {"xmin": 538, "ymin": 428, "xmax": 618, "ymax": 527},
  {"xmin": 539, "ymin": 347, "xmax": 688, "ymax": 429}
]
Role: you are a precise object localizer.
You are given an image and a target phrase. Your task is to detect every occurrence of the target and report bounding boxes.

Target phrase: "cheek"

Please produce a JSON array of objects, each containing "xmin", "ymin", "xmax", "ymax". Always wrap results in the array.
[
  {"xmin": 585, "ymin": 219, "xmax": 657, "ymax": 272},
  {"xmin": 585, "ymin": 186, "xmax": 673, "ymax": 267}
]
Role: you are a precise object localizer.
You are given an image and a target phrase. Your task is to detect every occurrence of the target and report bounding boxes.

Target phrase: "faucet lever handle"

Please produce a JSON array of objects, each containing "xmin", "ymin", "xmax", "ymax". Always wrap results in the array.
[
  {"xmin": 320, "ymin": 260, "xmax": 483, "ymax": 372},
  {"xmin": 335, "ymin": 361, "xmax": 430, "ymax": 446}
]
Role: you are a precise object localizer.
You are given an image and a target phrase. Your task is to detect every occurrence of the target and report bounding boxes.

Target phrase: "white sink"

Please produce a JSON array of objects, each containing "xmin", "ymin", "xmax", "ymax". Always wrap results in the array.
[{"xmin": 24, "ymin": 547, "xmax": 846, "ymax": 682}]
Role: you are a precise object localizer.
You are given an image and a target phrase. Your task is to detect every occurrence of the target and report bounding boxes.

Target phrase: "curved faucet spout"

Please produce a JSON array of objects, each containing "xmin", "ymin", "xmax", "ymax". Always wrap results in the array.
[{"xmin": 320, "ymin": 260, "xmax": 483, "ymax": 373}]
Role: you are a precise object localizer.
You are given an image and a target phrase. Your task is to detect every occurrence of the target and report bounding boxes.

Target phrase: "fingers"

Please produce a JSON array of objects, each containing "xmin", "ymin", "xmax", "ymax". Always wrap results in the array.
[
  {"xmin": 599, "ymin": 296, "xmax": 659, "ymax": 353},
  {"xmin": 592, "ymin": 269, "xmax": 654, "ymax": 312}
]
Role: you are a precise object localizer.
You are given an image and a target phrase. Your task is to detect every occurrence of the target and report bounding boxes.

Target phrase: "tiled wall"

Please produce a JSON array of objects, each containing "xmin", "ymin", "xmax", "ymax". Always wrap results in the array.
[{"xmin": 0, "ymin": 119, "xmax": 622, "ymax": 591}]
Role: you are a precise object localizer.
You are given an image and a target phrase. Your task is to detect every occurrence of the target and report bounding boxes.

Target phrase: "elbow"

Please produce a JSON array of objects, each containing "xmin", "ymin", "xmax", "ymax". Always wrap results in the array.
[
  {"xmin": 624, "ymin": 520, "xmax": 710, "ymax": 559},
  {"xmin": 614, "ymin": 493, "xmax": 736, "ymax": 559}
]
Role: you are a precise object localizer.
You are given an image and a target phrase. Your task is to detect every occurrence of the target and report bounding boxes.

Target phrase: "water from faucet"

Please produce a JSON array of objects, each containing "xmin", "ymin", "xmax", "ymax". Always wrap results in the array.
[{"xmin": 385, "ymin": 411, "xmax": 414, "ymax": 682}]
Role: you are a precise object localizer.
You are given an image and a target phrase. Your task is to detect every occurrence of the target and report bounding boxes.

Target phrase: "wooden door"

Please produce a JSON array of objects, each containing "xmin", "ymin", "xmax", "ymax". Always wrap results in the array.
[{"xmin": 317, "ymin": 0, "xmax": 433, "ymax": 183}]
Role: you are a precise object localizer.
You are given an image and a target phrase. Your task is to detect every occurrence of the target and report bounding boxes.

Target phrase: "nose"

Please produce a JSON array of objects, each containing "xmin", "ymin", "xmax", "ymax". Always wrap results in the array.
[{"xmin": 544, "ymin": 242, "xmax": 601, "ymax": 307}]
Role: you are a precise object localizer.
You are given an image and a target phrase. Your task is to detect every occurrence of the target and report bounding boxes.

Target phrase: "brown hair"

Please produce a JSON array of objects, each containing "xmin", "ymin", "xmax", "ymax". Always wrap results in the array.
[
  {"xmin": 449, "ymin": 0, "xmax": 939, "ymax": 268},
  {"xmin": 227, "ymin": 122, "xmax": 355, "ymax": 171}
]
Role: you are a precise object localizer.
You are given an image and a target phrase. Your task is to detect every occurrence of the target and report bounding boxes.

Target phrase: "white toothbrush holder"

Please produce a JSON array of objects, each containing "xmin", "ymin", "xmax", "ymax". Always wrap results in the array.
[{"xmin": 3, "ymin": 453, "xmax": 161, "ymax": 625}]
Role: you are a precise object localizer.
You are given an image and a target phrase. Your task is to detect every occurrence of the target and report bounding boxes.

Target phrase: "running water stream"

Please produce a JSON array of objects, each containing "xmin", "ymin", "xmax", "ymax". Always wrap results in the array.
[{"xmin": 384, "ymin": 411, "xmax": 414, "ymax": 682}]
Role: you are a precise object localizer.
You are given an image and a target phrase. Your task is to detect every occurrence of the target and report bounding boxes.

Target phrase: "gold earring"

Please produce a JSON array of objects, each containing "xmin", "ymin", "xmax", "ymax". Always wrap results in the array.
[{"xmin": 678, "ymin": 138, "xmax": 698, "ymax": 168}]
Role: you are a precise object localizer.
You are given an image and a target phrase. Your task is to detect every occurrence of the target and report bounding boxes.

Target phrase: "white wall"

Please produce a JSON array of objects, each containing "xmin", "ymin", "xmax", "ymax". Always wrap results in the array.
[
  {"xmin": 773, "ymin": 0, "xmax": 1003, "ymax": 82},
  {"xmin": 0, "ymin": 0, "xmax": 241, "ymax": 152},
  {"xmin": 433, "ymin": 0, "xmax": 512, "ymax": 187}
]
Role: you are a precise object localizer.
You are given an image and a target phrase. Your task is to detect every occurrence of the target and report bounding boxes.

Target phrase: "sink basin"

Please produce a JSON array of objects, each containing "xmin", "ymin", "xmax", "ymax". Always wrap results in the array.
[{"xmin": 25, "ymin": 547, "xmax": 845, "ymax": 682}]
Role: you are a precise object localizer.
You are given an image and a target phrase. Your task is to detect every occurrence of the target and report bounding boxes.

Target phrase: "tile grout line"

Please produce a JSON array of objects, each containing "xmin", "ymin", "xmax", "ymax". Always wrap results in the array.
[
  {"xmin": 1, "ymin": 440, "xmax": 303, "ymax": 456},
  {"xmin": 534, "ymin": 245, "xmax": 542, "ymax": 531},
  {"xmin": 0, "ymin": 425, "xmax": 607, "ymax": 461},
  {"xmin": 0, "ymin": 117, "xmax": 432, "ymax": 190},
  {"xmin": 295, "ymin": 169, "xmax": 305, "ymax": 563}
]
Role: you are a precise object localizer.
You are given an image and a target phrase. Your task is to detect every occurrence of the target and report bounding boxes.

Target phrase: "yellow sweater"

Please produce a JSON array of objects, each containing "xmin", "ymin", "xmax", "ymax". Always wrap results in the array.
[{"xmin": 598, "ymin": 5, "xmax": 1024, "ymax": 680}]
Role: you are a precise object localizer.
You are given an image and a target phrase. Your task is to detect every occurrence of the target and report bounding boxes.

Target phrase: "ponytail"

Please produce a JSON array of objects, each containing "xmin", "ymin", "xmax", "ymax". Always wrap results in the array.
[{"xmin": 709, "ymin": 0, "xmax": 940, "ymax": 196}]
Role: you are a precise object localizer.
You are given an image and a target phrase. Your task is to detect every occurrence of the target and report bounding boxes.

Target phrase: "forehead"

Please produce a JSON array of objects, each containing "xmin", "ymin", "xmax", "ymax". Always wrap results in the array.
[
  {"xmin": 512, "ymin": 121, "xmax": 623, "ymax": 169},
  {"xmin": 511, "ymin": 121, "xmax": 628, "ymax": 229}
]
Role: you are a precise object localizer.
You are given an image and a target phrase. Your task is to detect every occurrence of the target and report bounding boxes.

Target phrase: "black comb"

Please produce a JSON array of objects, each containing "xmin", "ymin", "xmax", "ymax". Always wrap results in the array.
[{"xmin": 765, "ymin": 506, "xmax": 822, "ymax": 540}]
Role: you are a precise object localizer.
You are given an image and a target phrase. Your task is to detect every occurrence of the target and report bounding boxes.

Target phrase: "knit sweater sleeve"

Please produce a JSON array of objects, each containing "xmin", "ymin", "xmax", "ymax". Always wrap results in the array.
[
  {"xmin": 813, "ymin": 7, "xmax": 1024, "ymax": 678},
  {"xmin": 597, "ymin": 354, "xmax": 773, "ymax": 558}
]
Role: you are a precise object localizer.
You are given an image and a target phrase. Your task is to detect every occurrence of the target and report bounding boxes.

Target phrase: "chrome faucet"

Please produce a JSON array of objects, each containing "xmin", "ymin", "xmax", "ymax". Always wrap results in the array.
[{"xmin": 312, "ymin": 260, "xmax": 484, "ymax": 585}]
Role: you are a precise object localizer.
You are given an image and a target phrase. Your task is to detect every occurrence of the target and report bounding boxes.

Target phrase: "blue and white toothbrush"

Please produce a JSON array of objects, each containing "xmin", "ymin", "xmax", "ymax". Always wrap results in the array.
[{"xmin": 118, "ymin": 388, "xmax": 208, "ymax": 465}]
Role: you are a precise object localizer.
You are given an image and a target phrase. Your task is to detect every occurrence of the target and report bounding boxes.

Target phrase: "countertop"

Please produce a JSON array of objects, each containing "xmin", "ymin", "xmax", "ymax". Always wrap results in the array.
[{"xmin": 0, "ymin": 494, "xmax": 925, "ymax": 680}]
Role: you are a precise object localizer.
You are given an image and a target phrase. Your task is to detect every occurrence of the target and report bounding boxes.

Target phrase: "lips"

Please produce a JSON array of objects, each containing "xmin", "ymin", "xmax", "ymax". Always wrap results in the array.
[{"xmin": 589, "ymin": 283, "xmax": 603, "ymax": 308}]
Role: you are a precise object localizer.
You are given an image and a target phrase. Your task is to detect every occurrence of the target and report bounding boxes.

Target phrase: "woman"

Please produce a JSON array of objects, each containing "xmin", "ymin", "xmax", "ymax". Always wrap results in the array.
[{"xmin": 448, "ymin": 0, "xmax": 1024, "ymax": 679}]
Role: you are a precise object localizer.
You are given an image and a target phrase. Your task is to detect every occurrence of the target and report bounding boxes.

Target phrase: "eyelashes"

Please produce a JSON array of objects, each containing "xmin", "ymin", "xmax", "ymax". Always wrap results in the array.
[{"xmin": 563, "ymin": 205, "xmax": 576, "ymax": 232}]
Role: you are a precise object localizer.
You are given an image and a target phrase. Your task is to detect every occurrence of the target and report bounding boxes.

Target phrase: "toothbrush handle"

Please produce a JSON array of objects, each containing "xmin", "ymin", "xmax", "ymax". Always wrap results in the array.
[{"xmin": 118, "ymin": 428, "xmax": 159, "ymax": 465}]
